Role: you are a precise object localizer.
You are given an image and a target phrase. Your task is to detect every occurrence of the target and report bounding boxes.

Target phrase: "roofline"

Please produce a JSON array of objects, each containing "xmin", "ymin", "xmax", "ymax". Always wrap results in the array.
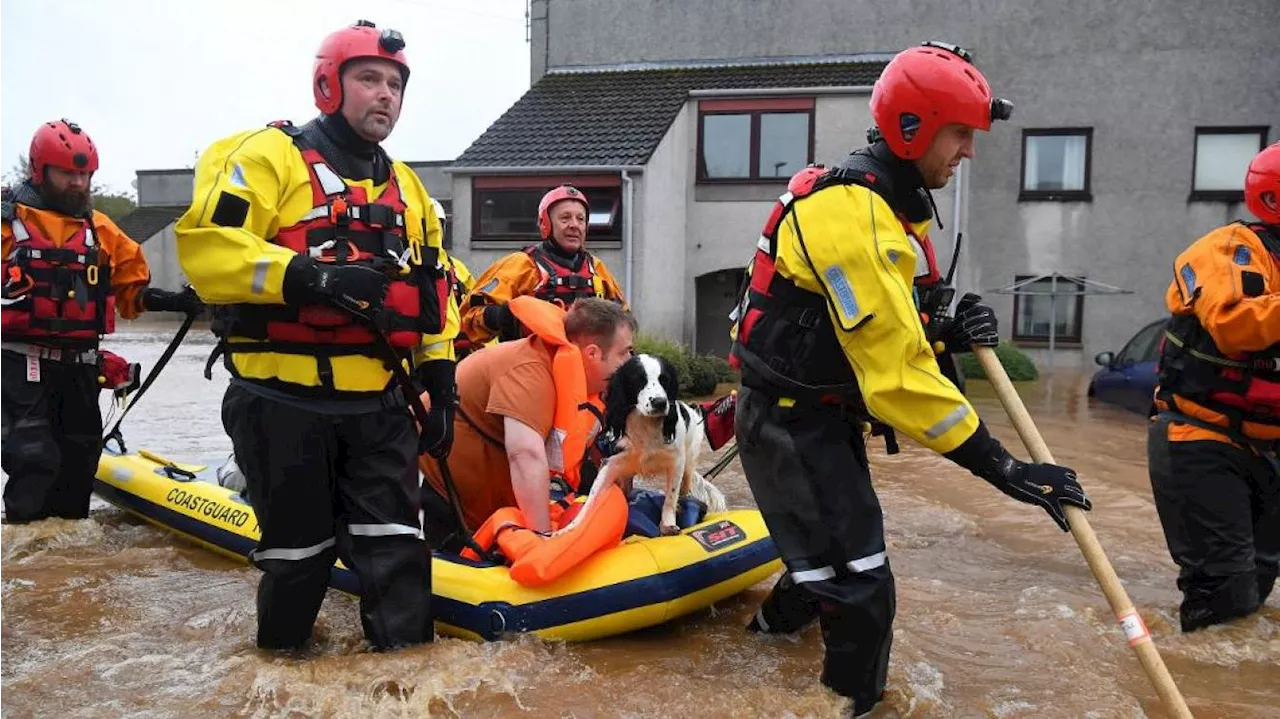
[
  {"xmin": 445, "ymin": 165, "xmax": 646, "ymax": 176},
  {"xmin": 136, "ymin": 168, "xmax": 195, "ymax": 176},
  {"xmin": 688, "ymin": 85, "xmax": 873, "ymax": 98},
  {"xmin": 546, "ymin": 52, "xmax": 895, "ymax": 75}
]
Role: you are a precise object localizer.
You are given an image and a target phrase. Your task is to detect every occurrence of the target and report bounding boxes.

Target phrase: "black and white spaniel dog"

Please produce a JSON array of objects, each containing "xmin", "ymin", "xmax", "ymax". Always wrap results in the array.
[{"xmin": 558, "ymin": 353, "xmax": 727, "ymax": 537}]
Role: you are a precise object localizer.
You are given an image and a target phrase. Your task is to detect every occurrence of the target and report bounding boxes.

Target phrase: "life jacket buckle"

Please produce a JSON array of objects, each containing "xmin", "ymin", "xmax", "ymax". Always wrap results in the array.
[{"xmin": 327, "ymin": 196, "xmax": 350, "ymax": 225}]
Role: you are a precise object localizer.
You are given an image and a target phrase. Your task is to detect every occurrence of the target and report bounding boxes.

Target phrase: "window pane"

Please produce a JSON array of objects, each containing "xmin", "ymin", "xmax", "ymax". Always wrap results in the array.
[
  {"xmin": 758, "ymin": 112, "xmax": 809, "ymax": 178},
  {"xmin": 438, "ymin": 199, "xmax": 453, "ymax": 249},
  {"xmin": 587, "ymin": 188, "xmax": 621, "ymax": 235},
  {"xmin": 588, "ymin": 191, "xmax": 616, "ymax": 230},
  {"xmin": 477, "ymin": 189, "xmax": 541, "ymax": 237},
  {"xmin": 702, "ymin": 114, "xmax": 751, "ymax": 178},
  {"xmin": 1194, "ymin": 132, "xmax": 1261, "ymax": 191},
  {"xmin": 1117, "ymin": 321, "xmax": 1162, "ymax": 364},
  {"xmin": 1015, "ymin": 278, "xmax": 1083, "ymax": 338},
  {"xmin": 1024, "ymin": 134, "xmax": 1088, "ymax": 191}
]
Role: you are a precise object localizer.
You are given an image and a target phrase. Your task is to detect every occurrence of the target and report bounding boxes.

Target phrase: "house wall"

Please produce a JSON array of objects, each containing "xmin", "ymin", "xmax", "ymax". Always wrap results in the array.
[{"xmin": 534, "ymin": 0, "xmax": 1279, "ymax": 366}]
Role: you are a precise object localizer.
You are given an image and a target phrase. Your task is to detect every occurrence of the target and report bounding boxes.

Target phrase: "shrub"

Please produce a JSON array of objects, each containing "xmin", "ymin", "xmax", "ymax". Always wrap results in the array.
[
  {"xmin": 632, "ymin": 334, "xmax": 731, "ymax": 398},
  {"xmin": 956, "ymin": 341, "xmax": 1039, "ymax": 382}
]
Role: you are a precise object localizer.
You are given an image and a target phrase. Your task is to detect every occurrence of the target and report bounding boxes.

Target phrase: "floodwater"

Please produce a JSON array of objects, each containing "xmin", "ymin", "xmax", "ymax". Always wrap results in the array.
[{"xmin": 2, "ymin": 320, "xmax": 1277, "ymax": 718}]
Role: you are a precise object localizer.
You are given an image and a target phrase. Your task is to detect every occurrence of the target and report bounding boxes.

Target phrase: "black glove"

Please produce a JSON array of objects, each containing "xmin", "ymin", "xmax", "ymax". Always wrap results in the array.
[
  {"xmin": 416, "ymin": 359, "xmax": 456, "ymax": 459},
  {"xmin": 482, "ymin": 303, "xmax": 526, "ymax": 342},
  {"xmin": 944, "ymin": 422, "xmax": 1092, "ymax": 532},
  {"xmin": 938, "ymin": 292, "xmax": 999, "ymax": 353},
  {"xmin": 141, "ymin": 285, "xmax": 203, "ymax": 316},
  {"xmin": 284, "ymin": 256, "xmax": 390, "ymax": 321}
]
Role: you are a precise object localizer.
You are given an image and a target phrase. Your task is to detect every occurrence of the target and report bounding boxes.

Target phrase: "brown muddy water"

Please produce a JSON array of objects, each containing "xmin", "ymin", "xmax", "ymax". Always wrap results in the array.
[{"xmin": 2, "ymin": 320, "xmax": 1277, "ymax": 718}]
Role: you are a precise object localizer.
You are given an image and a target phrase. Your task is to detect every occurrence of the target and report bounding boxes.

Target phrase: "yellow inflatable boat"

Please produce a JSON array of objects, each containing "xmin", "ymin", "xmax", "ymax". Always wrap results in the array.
[{"xmin": 94, "ymin": 449, "xmax": 781, "ymax": 642}]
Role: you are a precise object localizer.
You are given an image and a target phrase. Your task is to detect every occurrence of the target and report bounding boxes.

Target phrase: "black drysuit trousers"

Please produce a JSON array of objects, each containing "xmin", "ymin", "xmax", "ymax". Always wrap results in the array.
[{"xmin": 222, "ymin": 382, "xmax": 432, "ymax": 650}]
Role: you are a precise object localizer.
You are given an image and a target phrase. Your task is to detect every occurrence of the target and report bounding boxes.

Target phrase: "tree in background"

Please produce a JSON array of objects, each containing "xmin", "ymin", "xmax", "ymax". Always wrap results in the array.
[{"xmin": 3, "ymin": 154, "xmax": 137, "ymax": 222}]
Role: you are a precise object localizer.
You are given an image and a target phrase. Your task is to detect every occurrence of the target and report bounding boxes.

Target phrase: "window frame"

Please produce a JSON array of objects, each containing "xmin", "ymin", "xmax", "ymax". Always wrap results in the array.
[
  {"xmin": 470, "ymin": 175, "xmax": 624, "ymax": 248},
  {"xmin": 696, "ymin": 97, "xmax": 816, "ymax": 184},
  {"xmin": 1010, "ymin": 274, "xmax": 1086, "ymax": 345},
  {"xmin": 1188, "ymin": 126, "xmax": 1268, "ymax": 203},
  {"xmin": 1018, "ymin": 127, "xmax": 1094, "ymax": 202}
]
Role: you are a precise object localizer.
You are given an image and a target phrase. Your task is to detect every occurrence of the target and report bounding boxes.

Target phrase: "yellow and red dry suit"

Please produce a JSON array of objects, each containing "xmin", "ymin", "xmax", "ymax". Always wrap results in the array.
[
  {"xmin": 457, "ymin": 296, "xmax": 626, "ymax": 587},
  {"xmin": 176, "ymin": 121, "xmax": 452, "ymax": 394},
  {"xmin": 461, "ymin": 241, "xmax": 627, "ymax": 344},
  {"xmin": 730, "ymin": 162, "xmax": 976, "ymax": 452}
]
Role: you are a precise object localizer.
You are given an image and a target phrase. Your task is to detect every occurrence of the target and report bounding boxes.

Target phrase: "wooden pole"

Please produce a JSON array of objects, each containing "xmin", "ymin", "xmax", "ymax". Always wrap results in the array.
[{"xmin": 974, "ymin": 347, "xmax": 1193, "ymax": 718}]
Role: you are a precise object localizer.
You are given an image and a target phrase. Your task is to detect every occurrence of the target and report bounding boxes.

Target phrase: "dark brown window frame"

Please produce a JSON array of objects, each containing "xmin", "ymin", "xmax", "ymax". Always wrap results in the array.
[
  {"xmin": 1188, "ymin": 125, "xmax": 1268, "ymax": 203},
  {"xmin": 1018, "ymin": 128, "xmax": 1094, "ymax": 202},
  {"xmin": 470, "ymin": 175, "xmax": 624, "ymax": 246},
  {"xmin": 696, "ymin": 98, "xmax": 816, "ymax": 184},
  {"xmin": 1010, "ymin": 274, "xmax": 1086, "ymax": 345}
]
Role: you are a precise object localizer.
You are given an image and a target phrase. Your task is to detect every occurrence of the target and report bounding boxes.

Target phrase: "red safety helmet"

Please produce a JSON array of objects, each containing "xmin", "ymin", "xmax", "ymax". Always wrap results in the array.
[
  {"xmin": 313, "ymin": 20, "xmax": 409, "ymax": 115},
  {"xmin": 870, "ymin": 41, "xmax": 1013, "ymax": 160},
  {"xmin": 29, "ymin": 119, "xmax": 98, "ymax": 185},
  {"xmin": 1245, "ymin": 142, "xmax": 1280, "ymax": 225},
  {"xmin": 537, "ymin": 185, "xmax": 590, "ymax": 239}
]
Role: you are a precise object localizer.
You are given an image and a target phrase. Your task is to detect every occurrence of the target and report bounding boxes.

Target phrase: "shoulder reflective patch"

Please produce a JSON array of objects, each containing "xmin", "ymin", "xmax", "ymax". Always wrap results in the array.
[
  {"xmin": 480, "ymin": 278, "xmax": 500, "ymax": 294},
  {"xmin": 211, "ymin": 192, "xmax": 250, "ymax": 228},
  {"xmin": 228, "ymin": 163, "xmax": 248, "ymax": 189},
  {"xmin": 823, "ymin": 265, "xmax": 859, "ymax": 319},
  {"xmin": 1179, "ymin": 263, "xmax": 1196, "ymax": 295},
  {"xmin": 1233, "ymin": 245, "xmax": 1250, "ymax": 266},
  {"xmin": 313, "ymin": 163, "xmax": 347, "ymax": 196}
]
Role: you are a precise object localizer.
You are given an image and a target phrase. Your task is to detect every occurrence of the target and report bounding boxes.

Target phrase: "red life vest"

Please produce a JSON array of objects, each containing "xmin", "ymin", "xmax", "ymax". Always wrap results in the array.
[
  {"xmin": 523, "ymin": 243, "xmax": 603, "ymax": 307},
  {"xmin": 1157, "ymin": 225, "xmax": 1280, "ymax": 432},
  {"xmin": 218, "ymin": 122, "xmax": 446, "ymax": 356},
  {"xmin": 1, "ymin": 203, "xmax": 114, "ymax": 344}
]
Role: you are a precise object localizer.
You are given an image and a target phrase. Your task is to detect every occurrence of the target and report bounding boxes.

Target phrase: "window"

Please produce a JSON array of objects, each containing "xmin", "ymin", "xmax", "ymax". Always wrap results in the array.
[
  {"xmin": 471, "ymin": 177, "xmax": 623, "ymax": 245},
  {"xmin": 437, "ymin": 199, "xmax": 453, "ymax": 249},
  {"xmin": 1020, "ymin": 129, "xmax": 1093, "ymax": 201},
  {"xmin": 1114, "ymin": 320, "xmax": 1165, "ymax": 366},
  {"xmin": 1011, "ymin": 275, "xmax": 1085, "ymax": 344},
  {"xmin": 1190, "ymin": 126, "xmax": 1268, "ymax": 201},
  {"xmin": 698, "ymin": 98, "xmax": 814, "ymax": 182}
]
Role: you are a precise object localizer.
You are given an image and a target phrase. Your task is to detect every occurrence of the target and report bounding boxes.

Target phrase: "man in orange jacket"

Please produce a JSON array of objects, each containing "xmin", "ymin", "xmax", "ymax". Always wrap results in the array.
[
  {"xmin": 1150, "ymin": 141, "xmax": 1280, "ymax": 632},
  {"xmin": 461, "ymin": 185, "xmax": 627, "ymax": 344},
  {"xmin": 422, "ymin": 298, "xmax": 634, "ymax": 540},
  {"xmin": 2, "ymin": 119, "xmax": 201, "ymax": 523}
]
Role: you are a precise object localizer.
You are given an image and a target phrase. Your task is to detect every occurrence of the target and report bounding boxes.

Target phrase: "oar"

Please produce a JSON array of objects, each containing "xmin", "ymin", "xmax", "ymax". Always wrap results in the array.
[{"xmin": 974, "ymin": 347, "xmax": 1193, "ymax": 718}]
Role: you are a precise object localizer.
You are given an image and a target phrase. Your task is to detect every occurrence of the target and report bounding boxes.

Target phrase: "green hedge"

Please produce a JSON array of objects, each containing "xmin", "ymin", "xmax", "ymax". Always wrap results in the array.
[
  {"xmin": 633, "ymin": 334, "xmax": 736, "ymax": 398},
  {"xmin": 956, "ymin": 341, "xmax": 1040, "ymax": 382}
]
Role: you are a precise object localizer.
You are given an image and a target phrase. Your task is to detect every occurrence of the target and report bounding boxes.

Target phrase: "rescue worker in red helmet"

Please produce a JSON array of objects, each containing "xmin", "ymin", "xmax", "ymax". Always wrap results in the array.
[
  {"xmin": 460, "ymin": 184, "xmax": 627, "ymax": 343},
  {"xmin": 1149, "ymin": 141, "xmax": 1280, "ymax": 633},
  {"xmin": 728, "ymin": 42, "xmax": 1091, "ymax": 715},
  {"xmin": 175, "ymin": 20, "xmax": 454, "ymax": 652},
  {"xmin": 2, "ymin": 119, "xmax": 201, "ymax": 524}
]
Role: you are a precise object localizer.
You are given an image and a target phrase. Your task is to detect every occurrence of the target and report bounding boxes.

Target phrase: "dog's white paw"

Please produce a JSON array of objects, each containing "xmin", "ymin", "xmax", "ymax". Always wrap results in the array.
[{"xmin": 660, "ymin": 524, "xmax": 681, "ymax": 536}]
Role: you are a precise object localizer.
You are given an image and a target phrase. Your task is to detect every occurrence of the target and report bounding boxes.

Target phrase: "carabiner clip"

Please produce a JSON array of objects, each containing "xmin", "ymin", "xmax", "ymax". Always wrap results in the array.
[
  {"xmin": 86, "ymin": 264, "xmax": 99, "ymax": 286},
  {"xmin": 408, "ymin": 235, "xmax": 423, "ymax": 267}
]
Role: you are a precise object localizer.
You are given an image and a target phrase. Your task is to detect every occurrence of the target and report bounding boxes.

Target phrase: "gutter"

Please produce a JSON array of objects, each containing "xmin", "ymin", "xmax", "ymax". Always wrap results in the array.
[
  {"xmin": 688, "ymin": 86, "xmax": 873, "ymax": 97},
  {"xmin": 445, "ymin": 165, "xmax": 645, "ymax": 175},
  {"xmin": 621, "ymin": 170, "xmax": 635, "ymax": 301}
]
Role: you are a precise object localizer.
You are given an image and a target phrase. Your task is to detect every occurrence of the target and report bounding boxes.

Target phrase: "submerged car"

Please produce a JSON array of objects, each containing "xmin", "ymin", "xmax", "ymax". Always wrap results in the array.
[{"xmin": 1088, "ymin": 319, "xmax": 1165, "ymax": 415}]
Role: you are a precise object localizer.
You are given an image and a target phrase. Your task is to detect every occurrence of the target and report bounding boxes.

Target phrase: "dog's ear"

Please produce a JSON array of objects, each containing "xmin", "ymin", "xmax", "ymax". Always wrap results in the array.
[
  {"xmin": 602, "ymin": 361, "xmax": 634, "ymax": 440},
  {"xmin": 659, "ymin": 357, "xmax": 680, "ymax": 403},
  {"xmin": 662, "ymin": 394, "xmax": 680, "ymax": 444}
]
